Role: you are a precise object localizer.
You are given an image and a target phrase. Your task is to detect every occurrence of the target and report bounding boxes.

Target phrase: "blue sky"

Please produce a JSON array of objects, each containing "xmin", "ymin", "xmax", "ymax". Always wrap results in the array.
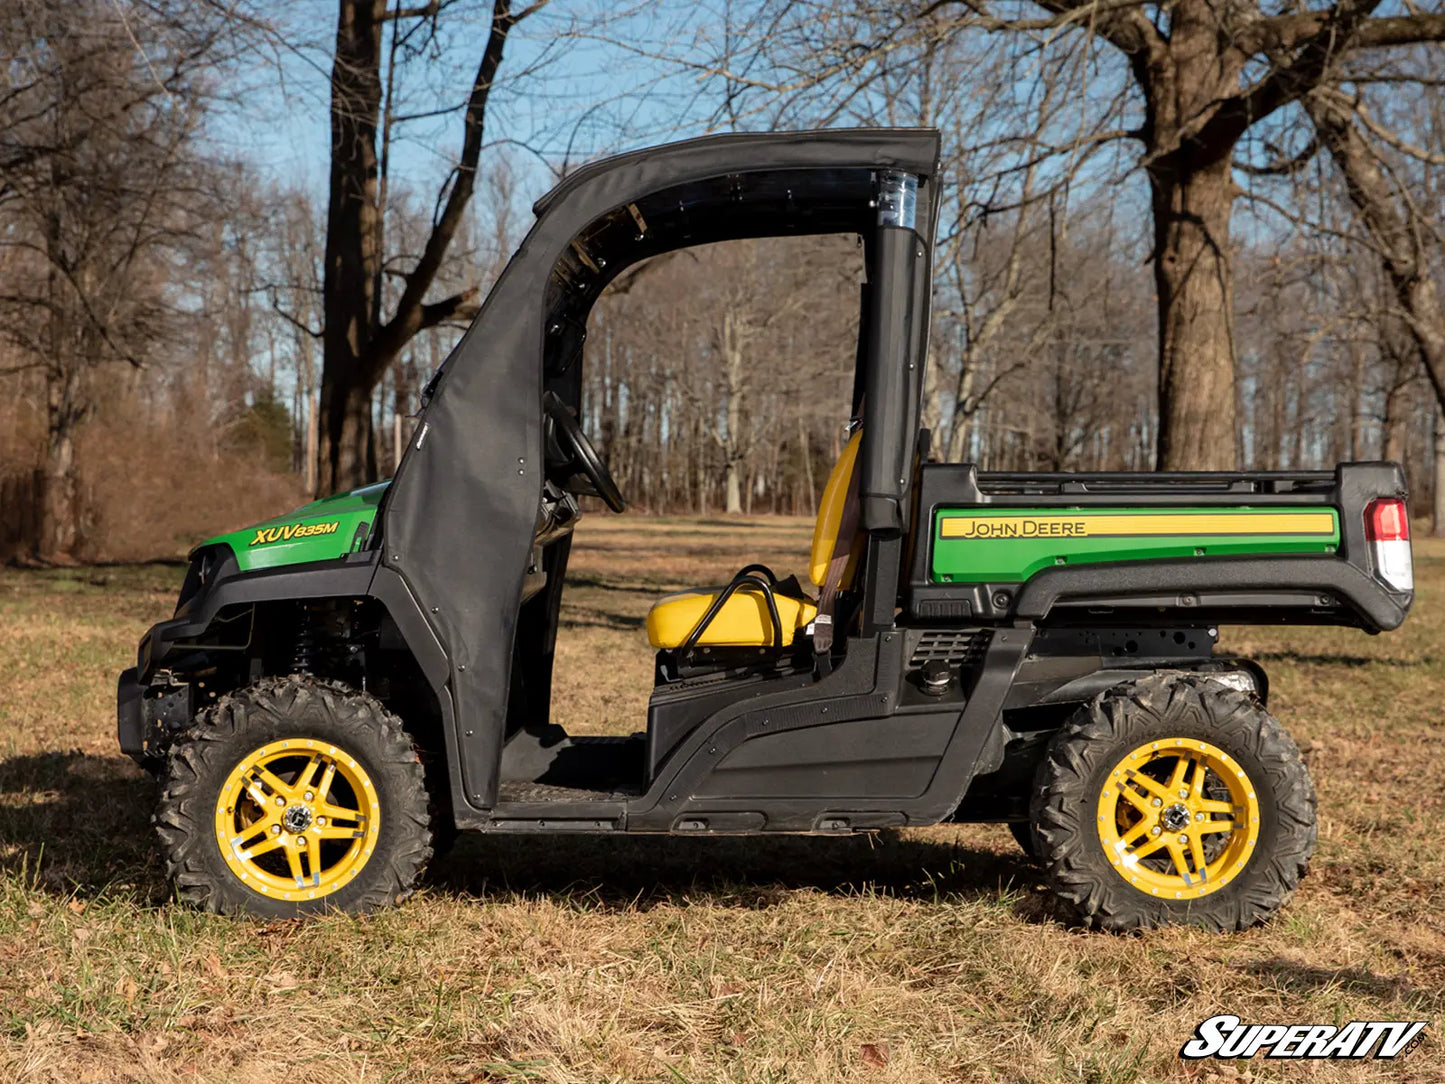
[{"xmin": 206, "ymin": 1, "xmax": 734, "ymax": 215}]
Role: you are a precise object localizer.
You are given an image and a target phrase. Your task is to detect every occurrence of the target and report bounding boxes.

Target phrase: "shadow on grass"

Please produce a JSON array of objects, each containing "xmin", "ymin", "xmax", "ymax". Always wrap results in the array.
[
  {"xmin": 1242, "ymin": 958, "xmax": 1437, "ymax": 1006},
  {"xmin": 0, "ymin": 751, "xmax": 164, "ymax": 899},
  {"xmin": 0, "ymin": 750, "xmax": 1054, "ymax": 922},
  {"xmin": 1247, "ymin": 651, "xmax": 1432, "ymax": 668},
  {"xmin": 558, "ymin": 610, "xmax": 648, "ymax": 632},
  {"xmin": 428, "ymin": 827, "xmax": 1051, "ymax": 919},
  {"xmin": 561, "ymin": 574, "xmax": 669, "ymax": 596}
]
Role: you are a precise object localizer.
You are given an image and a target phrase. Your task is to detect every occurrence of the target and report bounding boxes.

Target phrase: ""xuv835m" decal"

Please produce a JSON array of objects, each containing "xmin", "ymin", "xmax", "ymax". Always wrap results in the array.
[{"xmin": 249, "ymin": 521, "xmax": 341, "ymax": 547}]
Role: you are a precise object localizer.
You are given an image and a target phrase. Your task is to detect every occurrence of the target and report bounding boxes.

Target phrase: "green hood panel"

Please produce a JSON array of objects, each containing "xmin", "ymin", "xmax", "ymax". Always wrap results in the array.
[{"xmin": 199, "ymin": 481, "xmax": 389, "ymax": 572}]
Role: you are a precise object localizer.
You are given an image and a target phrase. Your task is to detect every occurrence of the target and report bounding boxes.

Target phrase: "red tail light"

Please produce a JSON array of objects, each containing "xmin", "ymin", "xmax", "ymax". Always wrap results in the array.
[
  {"xmin": 1364, "ymin": 498, "xmax": 1412, "ymax": 592},
  {"xmin": 1365, "ymin": 498, "xmax": 1409, "ymax": 542}
]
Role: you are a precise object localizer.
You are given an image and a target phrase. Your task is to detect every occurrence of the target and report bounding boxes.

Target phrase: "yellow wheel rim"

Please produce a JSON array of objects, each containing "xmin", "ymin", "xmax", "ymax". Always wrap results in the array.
[
  {"xmin": 1096, "ymin": 737, "xmax": 1260, "ymax": 900},
  {"xmin": 213, "ymin": 738, "xmax": 381, "ymax": 902}
]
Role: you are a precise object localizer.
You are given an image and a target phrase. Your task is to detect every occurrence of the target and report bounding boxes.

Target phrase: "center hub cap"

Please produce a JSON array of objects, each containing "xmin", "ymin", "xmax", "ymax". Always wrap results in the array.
[
  {"xmin": 1161, "ymin": 802, "xmax": 1191, "ymax": 832},
  {"xmin": 282, "ymin": 804, "xmax": 314, "ymax": 834}
]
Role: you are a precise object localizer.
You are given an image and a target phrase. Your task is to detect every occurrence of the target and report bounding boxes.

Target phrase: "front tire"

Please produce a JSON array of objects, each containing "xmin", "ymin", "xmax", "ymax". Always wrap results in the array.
[
  {"xmin": 1030, "ymin": 674, "xmax": 1316, "ymax": 932},
  {"xmin": 154, "ymin": 676, "xmax": 432, "ymax": 917}
]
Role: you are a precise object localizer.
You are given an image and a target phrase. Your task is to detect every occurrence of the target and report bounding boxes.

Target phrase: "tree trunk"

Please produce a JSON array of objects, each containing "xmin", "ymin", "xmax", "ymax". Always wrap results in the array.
[
  {"xmin": 315, "ymin": 0, "xmax": 516, "ymax": 495},
  {"xmin": 724, "ymin": 462, "xmax": 743, "ymax": 515},
  {"xmin": 722, "ymin": 310, "xmax": 746, "ymax": 515},
  {"xmin": 1149, "ymin": 155, "xmax": 1239, "ymax": 470},
  {"xmin": 37, "ymin": 412, "xmax": 78, "ymax": 561},
  {"xmin": 798, "ymin": 415, "xmax": 816, "ymax": 513},
  {"xmin": 1434, "ymin": 404, "xmax": 1445, "ymax": 537},
  {"xmin": 318, "ymin": 374, "xmax": 378, "ymax": 494},
  {"xmin": 319, "ymin": 0, "xmax": 385, "ymax": 496},
  {"xmin": 1382, "ymin": 372, "xmax": 1410, "ymax": 466},
  {"xmin": 36, "ymin": 197, "xmax": 80, "ymax": 562}
]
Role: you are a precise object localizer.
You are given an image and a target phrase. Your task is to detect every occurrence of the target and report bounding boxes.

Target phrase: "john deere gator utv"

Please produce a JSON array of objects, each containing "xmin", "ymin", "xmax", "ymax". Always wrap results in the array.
[{"xmin": 118, "ymin": 129, "xmax": 1415, "ymax": 929}]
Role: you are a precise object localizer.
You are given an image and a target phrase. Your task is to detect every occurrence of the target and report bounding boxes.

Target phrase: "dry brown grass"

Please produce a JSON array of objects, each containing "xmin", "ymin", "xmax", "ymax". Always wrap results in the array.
[{"xmin": 1, "ymin": 518, "xmax": 1442, "ymax": 1083}]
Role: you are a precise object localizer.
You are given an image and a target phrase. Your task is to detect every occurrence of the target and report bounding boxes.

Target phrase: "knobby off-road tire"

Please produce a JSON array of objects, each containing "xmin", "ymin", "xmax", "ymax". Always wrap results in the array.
[
  {"xmin": 155, "ymin": 675, "xmax": 432, "ymax": 917},
  {"xmin": 1029, "ymin": 674, "xmax": 1316, "ymax": 932}
]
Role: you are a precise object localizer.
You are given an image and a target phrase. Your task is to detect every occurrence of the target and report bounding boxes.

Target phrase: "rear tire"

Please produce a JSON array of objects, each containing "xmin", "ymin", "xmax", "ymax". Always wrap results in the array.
[
  {"xmin": 1030, "ymin": 673, "xmax": 1315, "ymax": 932},
  {"xmin": 154, "ymin": 675, "xmax": 432, "ymax": 917}
]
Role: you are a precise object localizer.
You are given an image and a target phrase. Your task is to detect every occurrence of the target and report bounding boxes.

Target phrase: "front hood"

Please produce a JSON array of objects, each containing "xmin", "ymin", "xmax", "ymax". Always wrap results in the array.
[{"xmin": 196, "ymin": 481, "xmax": 389, "ymax": 572}]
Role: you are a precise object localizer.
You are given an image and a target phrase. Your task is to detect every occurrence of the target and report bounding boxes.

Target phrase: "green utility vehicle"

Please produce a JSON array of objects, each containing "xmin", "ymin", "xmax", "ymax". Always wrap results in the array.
[{"xmin": 119, "ymin": 129, "xmax": 1415, "ymax": 929}]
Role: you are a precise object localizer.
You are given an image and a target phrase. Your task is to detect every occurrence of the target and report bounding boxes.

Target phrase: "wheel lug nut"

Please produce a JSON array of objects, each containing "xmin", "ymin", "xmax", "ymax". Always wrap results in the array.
[
  {"xmin": 1152, "ymin": 798, "xmax": 1163, "ymax": 807},
  {"xmin": 296, "ymin": 836, "xmax": 306, "ymax": 847},
  {"xmin": 304, "ymin": 792, "xmax": 314, "ymax": 802},
  {"xmin": 1178, "ymin": 833, "xmax": 1188, "ymax": 843},
  {"xmin": 275, "ymin": 796, "xmax": 285, "ymax": 806},
  {"xmin": 316, "ymin": 817, "xmax": 326, "ymax": 826},
  {"xmin": 271, "ymin": 825, "xmax": 280, "ymax": 835},
  {"xmin": 1178, "ymin": 790, "xmax": 1188, "ymax": 798},
  {"xmin": 1195, "ymin": 812, "xmax": 1205, "ymax": 822},
  {"xmin": 1151, "ymin": 826, "xmax": 1161, "ymax": 836}
]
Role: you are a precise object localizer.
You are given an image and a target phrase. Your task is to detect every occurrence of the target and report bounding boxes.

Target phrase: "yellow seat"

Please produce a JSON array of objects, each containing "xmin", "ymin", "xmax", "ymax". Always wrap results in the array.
[
  {"xmin": 646, "ymin": 589, "xmax": 818, "ymax": 648},
  {"xmin": 646, "ymin": 430, "xmax": 862, "ymax": 650}
]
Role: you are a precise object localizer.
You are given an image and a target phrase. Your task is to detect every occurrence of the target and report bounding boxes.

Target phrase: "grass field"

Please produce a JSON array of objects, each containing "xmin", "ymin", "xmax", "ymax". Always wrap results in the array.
[{"xmin": 1, "ymin": 518, "xmax": 1442, "ymax": 1083}]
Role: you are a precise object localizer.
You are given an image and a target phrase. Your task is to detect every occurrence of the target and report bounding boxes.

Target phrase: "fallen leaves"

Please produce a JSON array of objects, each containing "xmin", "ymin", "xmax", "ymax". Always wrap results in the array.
[{"xmin": 859, "ymin": 1041, "xmax": 890, "ymax": 1068}]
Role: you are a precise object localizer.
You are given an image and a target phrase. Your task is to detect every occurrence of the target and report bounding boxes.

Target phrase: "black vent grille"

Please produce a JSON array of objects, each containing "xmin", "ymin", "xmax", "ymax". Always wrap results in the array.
[{"xmin": 910, "ymin": 629, "xmax": 990, "ymax": 668}]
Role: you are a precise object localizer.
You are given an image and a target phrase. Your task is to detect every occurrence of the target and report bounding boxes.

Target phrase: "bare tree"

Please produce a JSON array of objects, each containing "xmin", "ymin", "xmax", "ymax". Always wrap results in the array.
[
  {"xmin": 1304, "ymin": 87, "xmax": 1445, "ymax": 449},
  {"xmin": 0, "ymin": 0, "xmax": 225, "ymax": 559},
  {"xmin": 317, "ymin": 0, "xmax": 543, "ymax": 495},
  {"xmin": 685, "ymin": 0, "xmax": 1445, "ymax": 469}
]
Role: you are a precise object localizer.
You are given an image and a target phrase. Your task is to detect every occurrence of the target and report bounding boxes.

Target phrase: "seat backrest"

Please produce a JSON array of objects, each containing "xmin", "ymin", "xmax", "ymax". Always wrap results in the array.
[{"xmin": 808, "ymin": 429, "xmax": 863, "ymax": 590}]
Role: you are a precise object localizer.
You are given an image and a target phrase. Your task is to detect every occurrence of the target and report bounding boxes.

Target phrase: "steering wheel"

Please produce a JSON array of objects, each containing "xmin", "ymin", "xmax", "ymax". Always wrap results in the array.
[{"xmin": 543, "ymin": 392, "xmax": 626, "ymax": 513}]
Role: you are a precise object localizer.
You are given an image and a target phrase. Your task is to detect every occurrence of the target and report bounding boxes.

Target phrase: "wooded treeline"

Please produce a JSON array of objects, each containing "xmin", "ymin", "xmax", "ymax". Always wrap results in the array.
[{"xmin": 2, "ymin": 0, "xmax": 1443, "ymax": 561}]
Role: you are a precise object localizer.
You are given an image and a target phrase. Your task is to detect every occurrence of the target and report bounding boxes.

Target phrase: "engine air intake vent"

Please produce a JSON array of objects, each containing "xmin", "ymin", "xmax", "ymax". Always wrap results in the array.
[{"xmin": 910, "ymin": 629, "xmax": 989, "ymax": 668}]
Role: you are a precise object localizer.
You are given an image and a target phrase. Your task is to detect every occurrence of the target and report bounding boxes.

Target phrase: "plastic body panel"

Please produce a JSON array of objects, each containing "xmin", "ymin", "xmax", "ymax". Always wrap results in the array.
[{"xmin": 196, "ymin": 482, "xmax": 387, "ymax": 572}]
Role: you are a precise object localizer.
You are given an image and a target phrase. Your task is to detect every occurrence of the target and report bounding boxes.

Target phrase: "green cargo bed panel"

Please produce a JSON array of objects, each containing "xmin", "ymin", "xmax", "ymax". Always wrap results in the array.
[{"xmin": 931, "ymin": 507, "xmax": 1340, "ymax": 584}]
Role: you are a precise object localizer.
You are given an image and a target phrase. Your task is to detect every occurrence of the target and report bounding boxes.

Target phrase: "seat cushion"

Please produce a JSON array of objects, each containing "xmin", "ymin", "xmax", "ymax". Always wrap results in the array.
[{"xmin": 647, "ymin": 587, "xmax": 818, "ymax": 649}]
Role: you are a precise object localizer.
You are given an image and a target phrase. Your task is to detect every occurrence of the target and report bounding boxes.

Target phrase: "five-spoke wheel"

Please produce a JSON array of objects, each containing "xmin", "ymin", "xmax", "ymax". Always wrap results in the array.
[
  {"xmin": 1096, "ymin": 737, "xmax": 1259, "ymax": 900},
  {"xmin": 156, "ymin": 676, "xmax": 432, "ymax": 916},
  {"xmin": 214, "ymin": 738, "xmax": 382, "ymax": 902},
  {"xmin": 1030, "ymin": 674, "xmax": 1316, "ymax": 931}
]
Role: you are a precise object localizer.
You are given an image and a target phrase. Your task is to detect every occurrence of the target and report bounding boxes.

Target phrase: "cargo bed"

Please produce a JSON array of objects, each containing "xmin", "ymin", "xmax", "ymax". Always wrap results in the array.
[{"xmin": 905, "ymin": 461, "xmax": 1413, "ymax": 631}]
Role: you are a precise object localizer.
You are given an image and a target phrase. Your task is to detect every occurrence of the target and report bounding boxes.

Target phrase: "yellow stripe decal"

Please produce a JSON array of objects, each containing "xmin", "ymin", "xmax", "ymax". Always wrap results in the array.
[{"xmin": 938, "ymin": 511, "xmax": 1337, "ymax": 540}]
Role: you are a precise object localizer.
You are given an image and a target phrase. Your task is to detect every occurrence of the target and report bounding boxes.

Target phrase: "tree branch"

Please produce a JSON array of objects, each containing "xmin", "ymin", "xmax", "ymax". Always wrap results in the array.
[
  {"xmin": 1028, "ymin": 0, "xmax": 1164, "ymax": 56},
  {"xmin": 380, "ymin": 1, "xmax": 440, "ymax": 22},
  {"xmin": 370, "ymin": 0, "xmax": 541, "ymax": 376},
  {"xmin": 418, "ymin": 287, "xmax": 480, "ymax": 330},
  {"xmin": 1191, "ymin": 0, "xmax": 1385, "ymax": 156},
  {"xmin": 1319, "ymin": 85, "xmax": 1445, "ymax": 164},
  {"xmin": 1234, "ymin": 136, "xmax": 1321, "ymax": 175}
]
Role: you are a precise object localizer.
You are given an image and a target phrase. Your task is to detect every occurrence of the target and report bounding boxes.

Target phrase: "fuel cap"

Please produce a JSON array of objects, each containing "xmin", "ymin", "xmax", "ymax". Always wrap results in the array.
[{"xmin": 920, "ymin": 659, "xmax": 952, "ymax": 695}]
